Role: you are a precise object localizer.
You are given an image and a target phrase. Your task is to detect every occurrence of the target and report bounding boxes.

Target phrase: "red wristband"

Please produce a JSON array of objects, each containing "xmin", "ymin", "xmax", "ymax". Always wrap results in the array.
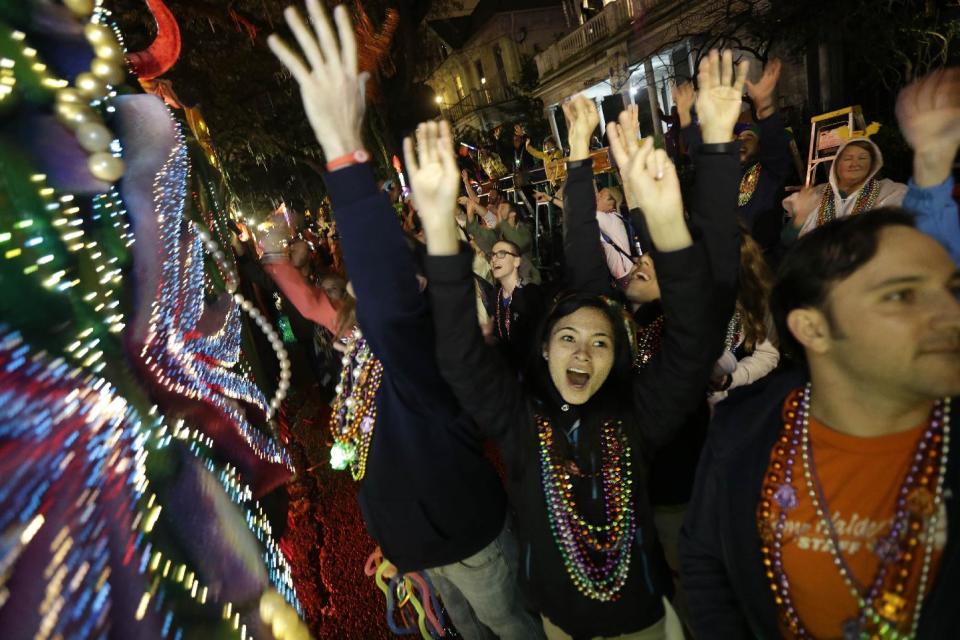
[{"xmin": 326, "ymin": 149, "xmax": 370, "ymax": 172}]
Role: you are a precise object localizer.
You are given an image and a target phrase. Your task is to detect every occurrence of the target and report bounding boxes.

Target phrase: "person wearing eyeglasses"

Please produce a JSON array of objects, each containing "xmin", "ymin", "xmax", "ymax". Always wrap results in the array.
[{"xmin": 487, "ymin": 239, "xmax": 546, "ymax": 368}]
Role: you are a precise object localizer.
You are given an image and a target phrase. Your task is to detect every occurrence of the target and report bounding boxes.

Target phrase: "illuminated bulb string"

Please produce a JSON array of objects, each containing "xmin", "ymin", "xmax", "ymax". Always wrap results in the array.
[
  {"xmin": 0, "ymin": 329, "xmax": 158, "ymax": 638},
  {"xmin": 0, "ymin": 328, "xmax": 302, "ymax": 637},
  {"xmin": 140, "ymin": 128, "xmax": 291, "ymax": 469}
]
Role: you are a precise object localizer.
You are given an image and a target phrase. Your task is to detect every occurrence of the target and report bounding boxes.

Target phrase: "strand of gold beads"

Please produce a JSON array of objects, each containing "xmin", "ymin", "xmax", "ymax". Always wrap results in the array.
[{"xmin": 52, "ymin": 0, "xmax": 127, "ymax": 183}]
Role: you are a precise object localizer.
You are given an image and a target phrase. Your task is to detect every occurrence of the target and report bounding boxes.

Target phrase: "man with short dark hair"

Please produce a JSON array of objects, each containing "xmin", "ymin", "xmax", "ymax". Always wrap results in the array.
[{"xmin": 680, "ymin": 209, "xmax": 960, "ymax": 638}]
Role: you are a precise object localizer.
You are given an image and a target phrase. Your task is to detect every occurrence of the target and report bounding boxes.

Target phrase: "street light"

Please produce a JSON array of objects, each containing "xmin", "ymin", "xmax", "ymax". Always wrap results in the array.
[
  {"xmin": 435, "ymin": 95, "xmax": 443, "ymax": 104},
  {"xmin": 480, "ymin": 77, "xmax": 486, "ymax": 85}
]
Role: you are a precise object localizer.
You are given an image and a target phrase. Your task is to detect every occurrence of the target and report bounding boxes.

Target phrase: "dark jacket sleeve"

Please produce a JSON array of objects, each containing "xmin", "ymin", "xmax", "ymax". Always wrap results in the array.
[
  {"xmin": 562, "ymin": 158, "xmax": 614, "ymax": 297},
  {"xmin": 679, "ymin": 439, "xmax": 754, "ymax": 637},
  {"xmin": 688, "ymin": 143, "xmax": 742, "ymax": 304},
  {"xmin": 325, "ymin": 164, "xmax": 437, "ymax": 390},
  {"xmin": 680, "ymin": 123, "xmax": 703, "ymax": 154},
  {"xmin": 426, "ymin": 248, "xmax": 527, "ymax": 441},
  {"xmin": 631, "ymin": 244, "xmax": 715, "ymax": 449},
  {"xmin": 756, "ymin": 113, "xmax": 792, "ymax": 182},
  {"xmin": 633, "ymin": 143, "xmax": 741, "ymax": 448}
]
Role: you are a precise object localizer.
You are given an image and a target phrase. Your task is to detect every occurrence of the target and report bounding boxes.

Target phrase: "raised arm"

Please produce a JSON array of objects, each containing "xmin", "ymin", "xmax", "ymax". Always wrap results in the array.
[
  {"xmin": 408, "ymin": 120, "xmax": 526, "ymax": 438},
  {"xmin": 561, "ymin": 95, "xmax": 615, "ymax": 296},
  {"xmin": 268, "ymin": 1, "xmax": 438, "ymax": 383},
  {"xmin": 461, "ymin": 168, "xmax": 479, "ymax": 201},
  {"xmin": 264, "ymin": 261, "xmax": 341, "ymax": 334},
  {"xmin": 896, "ymin": 66, "xmax": 960, "ymax": 264},
  {"xmin": 256, "ymin": 219, "xmax": 342, "ymax": 334},
  {"xmin": 618, "ymin": 49, "xmax": 746, "ymax": 447},
  {"xmin": 748, "ymin": 59, "xmax": 792, "ymax": 180},
  {"xmin": 672, "ymin": 80, "xmax": 703, "ymax": 152},
  {"xmin": 525, "ymin": 140, "xmax": 549, "ymax": 162}
]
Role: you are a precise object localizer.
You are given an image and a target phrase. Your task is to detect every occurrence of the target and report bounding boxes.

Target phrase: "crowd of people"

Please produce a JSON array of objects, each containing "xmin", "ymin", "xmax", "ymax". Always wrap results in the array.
[{"xmin": 227, "ymin": 2, "xmax": 960, "ymax": 638}]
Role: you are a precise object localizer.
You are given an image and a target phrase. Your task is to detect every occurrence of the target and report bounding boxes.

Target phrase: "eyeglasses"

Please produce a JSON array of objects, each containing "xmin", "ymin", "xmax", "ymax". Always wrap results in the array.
[{"xmin": 488, "ymin": 250, "xmax": 519, "ymax": 260}]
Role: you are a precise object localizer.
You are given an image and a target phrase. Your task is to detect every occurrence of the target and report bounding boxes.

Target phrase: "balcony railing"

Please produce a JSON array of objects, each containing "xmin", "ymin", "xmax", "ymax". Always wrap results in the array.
[
  {"xmin": 535, "ymin": 0, "xmax": 655, "ymax": 76},
  {"xmin": 440, "ymin": 85, "xmax": 519, "ymax": 123}
]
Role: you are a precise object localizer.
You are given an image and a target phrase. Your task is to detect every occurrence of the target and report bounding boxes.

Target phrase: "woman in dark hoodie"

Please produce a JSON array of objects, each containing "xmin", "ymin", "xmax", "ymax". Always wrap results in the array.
[{"xmin": 407, "ymin": 53, "xmax": 741, "ymax": 636}]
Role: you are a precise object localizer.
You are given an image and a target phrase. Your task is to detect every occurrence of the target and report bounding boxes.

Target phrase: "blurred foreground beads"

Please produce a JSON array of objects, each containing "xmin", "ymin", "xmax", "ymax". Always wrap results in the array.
[
  {"xmin": 76, "ymin": 121, "xmax": 113, "ymax": 152},
  {"xmin": 63, "ymin": 0, "xmax": 96, "ymax": 18},
  {"xmin": 90, "ymin": 57, "xmax": 124, "ymax": 86},
  {"xmin": 88, "ymin": 151, "xmax": 124, "ymax": 182},
  {"xmin": 75, "ymin": 72, "xmax": 106, "ymax": 99}
]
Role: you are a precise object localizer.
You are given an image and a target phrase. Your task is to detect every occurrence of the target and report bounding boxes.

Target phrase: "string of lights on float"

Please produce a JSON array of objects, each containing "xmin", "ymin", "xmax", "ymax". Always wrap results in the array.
[
  {"xmin": 0, "ymin": 2, "xmax": 302, "ymax": 635},
  {"xmin": 0, "ymin": 16, "xmax": 132, "ymax": 370},
  {"xmin": 141, "ymin": 131, "xmax": 292, "ymax": 471},
  {"xmin": 3, "ymin": 0, "xmax": 290, "ymax": 460},
  {"xmin": 0, "ymin": 328, "xmax": 303, "ymax": 638}
]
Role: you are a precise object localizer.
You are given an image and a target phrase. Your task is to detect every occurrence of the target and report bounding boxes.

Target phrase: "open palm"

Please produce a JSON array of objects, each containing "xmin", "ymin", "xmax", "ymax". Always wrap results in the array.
[
  {"xmin": 268, "ymin": 1, "xmax": 368, "ymax": 160},
  {"xmin": 607, "ymin": 112, "xmax": 683, "ymax": 229},
  {"xmin": 403, "ymin": 120, "xmax": 460, "ymax": 228},
  {"xmin": 696, "ymin": 49, "xmax": 749, "ymax": 144},
  {"xmin": 896, "ymin": 66, "xmax": 960, "ymax": 153},
  {"xmin": 745, "ymin": 58, "xmax": 781, "ymax": 110}
]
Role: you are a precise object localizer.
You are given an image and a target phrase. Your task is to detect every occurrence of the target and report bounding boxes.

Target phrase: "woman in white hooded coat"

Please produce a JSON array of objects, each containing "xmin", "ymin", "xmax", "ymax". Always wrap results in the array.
[{"xmin": 782, "ymin": 137, "xmax": 907, "ymax": 240}]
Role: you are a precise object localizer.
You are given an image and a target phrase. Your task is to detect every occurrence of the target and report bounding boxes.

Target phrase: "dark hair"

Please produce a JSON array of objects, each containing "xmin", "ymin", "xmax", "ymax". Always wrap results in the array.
[
  {"xmin": 770, "ymin": 208, "xmax": 916, "ymax": 363},
  {"xmin": 491, "ymin": 238, "xmax": 521, "ymax": 255},
  {"xmin": 525, "ymin": 292, "xmax": 635, "ymax": 418}
]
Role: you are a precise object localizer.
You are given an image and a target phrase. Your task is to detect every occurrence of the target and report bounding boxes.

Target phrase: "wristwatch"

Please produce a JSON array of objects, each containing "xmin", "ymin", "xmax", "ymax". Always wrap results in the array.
[{"xmin": 326, "ymin": 148, "xmax": 370, "ymax": 172}]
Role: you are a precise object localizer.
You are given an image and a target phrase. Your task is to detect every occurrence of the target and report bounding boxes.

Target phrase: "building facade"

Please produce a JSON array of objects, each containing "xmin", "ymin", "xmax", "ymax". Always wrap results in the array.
[
  {"xmin": 533, "ymin": 0, "xmax": 808, "ymax": 150},
  {"xmin": 423, "ymin": 1, "xmax": 570, "ymax": 135}
]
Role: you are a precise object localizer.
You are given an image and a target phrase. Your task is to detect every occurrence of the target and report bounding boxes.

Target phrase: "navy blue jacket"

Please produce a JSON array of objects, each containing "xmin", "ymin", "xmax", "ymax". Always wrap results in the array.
[
  {"xmin": 681, "ymin": 113, "xmax": 793, "ymax": 256},
  {"xmin": 327, "ymin": 163, "xmax": 506, "ymax": 573},
  {"xmin": 680, "ymin": 368, "xmax": 960, "ymax": 638}
]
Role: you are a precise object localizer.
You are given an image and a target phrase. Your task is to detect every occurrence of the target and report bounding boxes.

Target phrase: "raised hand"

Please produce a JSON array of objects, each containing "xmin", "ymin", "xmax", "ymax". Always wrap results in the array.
[
  {"xmin": 671, "ymin": 80, "xmax": 696, "ymax": 127},
  {"xmin": 896, "ymin": 66, "xmax": 960, "ymax": 187},
  {"xmin": 403, "ymin": 120, "xmax": 461, "ymax": 255},
  {"xmin": 745, "ymin": 58, "xmax": 781, "ymax": 119},
  {"xmin": 562, "ymin": 94, "xmax": 600, "ymax": 161},
  {"xmin": 607, "ymin": 113, "xmax": 691, "ymax": 252},
  {"xmin": 786, "ymin": 186, "xmax": 820, "ymax": 229},
  {"xmin": 268, "ymin": 1, "xmax": 368, "ymax": 161},
  {"xmin": 257, "ymin": 208, "xmax": 296, "ymax": 258},
  {"xmin": 695, "ymin": 49, "xmax": 750, "ymax": 144},
  {"xmin": 611, "ymin": 104, "xmax": 642, "ymax": 209}
]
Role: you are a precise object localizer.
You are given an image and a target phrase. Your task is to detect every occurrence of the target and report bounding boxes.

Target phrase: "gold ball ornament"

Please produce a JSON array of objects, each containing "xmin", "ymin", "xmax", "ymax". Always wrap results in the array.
[
  {"xmin": 55, "ymin": 101, "xmax": 95, "ymax": 128},
  {"xmin": 75, "ymin": 72, "xmax": 107, "ymax": 99},
  {"xmin": 94, "ymin": 40, "xmax": 125, "ymax": 62},
  {"xmin": 76, "ymin": 122, "xmax": 113, "ymax": 153},
  {"xmin": 83, "ymin": 23, "xmax": 112, "ymax": 46},
  {"xmin": 55, "ymin": 88, "xmax": 84, "ymax": 104},
  {"xmin": 90, "ymin": 58, "xmax": 125, "ymax": 86},
  {"xmin": 87, "ymin": 152, "xmax": 125, "ymax": 182},
  {"xmin": 63, "ymin": 0, "xmax": 95, "ymax": 18}
]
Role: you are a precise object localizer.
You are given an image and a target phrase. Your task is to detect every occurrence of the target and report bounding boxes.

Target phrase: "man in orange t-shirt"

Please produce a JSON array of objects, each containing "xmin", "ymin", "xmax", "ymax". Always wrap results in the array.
[
  {"xmin": 680, "ymin": 208, "xmax": 960, "ymax": 638},
  {"xmin": 769, "ymin": 406, "xmax": 947, "ymax": 637}
]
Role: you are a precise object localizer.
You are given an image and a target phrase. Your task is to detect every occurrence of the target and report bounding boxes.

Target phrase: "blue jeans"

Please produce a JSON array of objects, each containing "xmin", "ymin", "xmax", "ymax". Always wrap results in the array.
[{"xmin": 426, "ymin": 524, "xmax": 545, "ymax": 640}]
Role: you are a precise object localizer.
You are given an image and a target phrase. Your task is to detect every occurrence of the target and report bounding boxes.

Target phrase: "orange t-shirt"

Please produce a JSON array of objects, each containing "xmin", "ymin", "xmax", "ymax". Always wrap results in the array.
[{"xmin": 763, "ymin": 411, "xmax": 946, "ymax": 638}]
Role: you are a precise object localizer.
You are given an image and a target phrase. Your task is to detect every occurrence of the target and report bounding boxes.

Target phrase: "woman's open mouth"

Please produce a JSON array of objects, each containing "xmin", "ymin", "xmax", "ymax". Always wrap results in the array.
[{"xmin": 566, "ymin": 368, "xmax": 590, "ymax": 390}]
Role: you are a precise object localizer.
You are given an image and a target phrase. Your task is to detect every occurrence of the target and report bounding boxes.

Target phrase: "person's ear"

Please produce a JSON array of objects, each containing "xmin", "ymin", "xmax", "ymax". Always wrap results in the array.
[{"xmin": 786, "ymin": 307, "xmax": 832, "ymax": 356}]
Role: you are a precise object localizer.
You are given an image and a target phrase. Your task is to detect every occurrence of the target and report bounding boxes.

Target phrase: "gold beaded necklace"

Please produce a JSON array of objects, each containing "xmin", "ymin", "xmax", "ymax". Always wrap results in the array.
[
  {"xmin": 26, "ymin": 0, "xmax": 127, "ymax": 182},
  {"xmin": 329, "ymin": 328, "xmax": 383, "ymax": 481}
]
